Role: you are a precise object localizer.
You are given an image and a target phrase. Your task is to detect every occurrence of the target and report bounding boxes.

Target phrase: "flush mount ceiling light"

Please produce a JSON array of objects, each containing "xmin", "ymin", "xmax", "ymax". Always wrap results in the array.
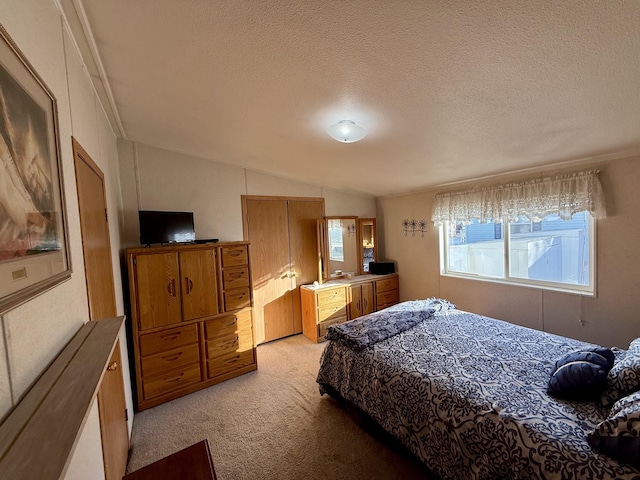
[{"xmin": 327, "ymin": 120, "xmax": 367, "ymax": 143}]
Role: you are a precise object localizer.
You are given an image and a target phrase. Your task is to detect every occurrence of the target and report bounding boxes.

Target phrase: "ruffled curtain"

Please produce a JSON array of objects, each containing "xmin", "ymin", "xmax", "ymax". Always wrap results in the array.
[{"xmin": 431, "ymin": 170, "xmax": 606, "ymax": 225}]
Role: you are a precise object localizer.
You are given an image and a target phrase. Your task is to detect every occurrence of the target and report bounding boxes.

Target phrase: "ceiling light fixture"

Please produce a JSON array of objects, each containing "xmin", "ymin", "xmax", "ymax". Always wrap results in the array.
[{"xmin": 327, "ymin": 120, "xmax": 366, "ymax": 143}]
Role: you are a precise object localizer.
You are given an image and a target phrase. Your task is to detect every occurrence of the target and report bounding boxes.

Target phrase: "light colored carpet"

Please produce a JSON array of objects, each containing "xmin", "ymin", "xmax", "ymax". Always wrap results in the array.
[{"xmin": 126, "ymin": 334, "xmax": 433, "ymax": 479}]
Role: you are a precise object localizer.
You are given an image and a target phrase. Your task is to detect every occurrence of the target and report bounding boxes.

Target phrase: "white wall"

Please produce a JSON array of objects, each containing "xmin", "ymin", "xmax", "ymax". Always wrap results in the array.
[
  {"xmin": 119, "ymin": 141, "xmax": 376, "ymax": 246},
  {"xmin": 0, "ymin": 0, "xmax": 132, "ymax": 477},
  {"xmin": 377, "ymin": 156, "xmax": 640, "ymax": 349}
]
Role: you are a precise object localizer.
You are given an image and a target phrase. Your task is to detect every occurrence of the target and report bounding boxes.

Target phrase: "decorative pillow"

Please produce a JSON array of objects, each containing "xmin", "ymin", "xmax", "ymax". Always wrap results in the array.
[
  {"xmin": 600, "ymin": 348, "xmax": 640, "ymax": 407},
  {"xmin": 547, "ymin": 348, "xmax": 614, "ymax": 400},
  {"xmin": 589, "ymin": 389, "xmax": 640, "ymax": 469}
]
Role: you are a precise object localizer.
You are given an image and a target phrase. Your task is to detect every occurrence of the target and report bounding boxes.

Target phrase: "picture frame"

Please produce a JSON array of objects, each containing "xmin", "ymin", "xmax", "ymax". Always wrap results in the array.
[{"xmin": 0, "ymin": 24, "xmax": 71, "ymax": 313}]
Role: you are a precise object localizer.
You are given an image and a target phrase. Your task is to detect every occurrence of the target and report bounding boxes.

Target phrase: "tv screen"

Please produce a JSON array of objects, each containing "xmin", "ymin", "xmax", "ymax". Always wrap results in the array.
[{"xmin": 139, "ymin": 210, "xmax": 195, "ymax": 245}]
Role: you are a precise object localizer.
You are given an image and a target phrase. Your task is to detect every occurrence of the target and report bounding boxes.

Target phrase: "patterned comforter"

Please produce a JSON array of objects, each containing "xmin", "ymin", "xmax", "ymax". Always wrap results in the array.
[{"xmin": 316, "ymin": 302, "xmax": 640, "ymax": 480}]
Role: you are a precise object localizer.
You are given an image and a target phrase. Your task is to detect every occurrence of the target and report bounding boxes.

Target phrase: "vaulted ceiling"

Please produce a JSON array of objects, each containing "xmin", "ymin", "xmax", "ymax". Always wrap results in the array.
[{"xmin": 65, "ymin": 1, "xmax": 640, "ymax": 196}]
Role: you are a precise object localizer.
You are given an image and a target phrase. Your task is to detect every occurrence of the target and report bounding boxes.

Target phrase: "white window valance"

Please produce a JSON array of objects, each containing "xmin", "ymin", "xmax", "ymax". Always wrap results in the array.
[{"xmin": 431, "ymin": 170, "xmax": 606, "ymax": 225}]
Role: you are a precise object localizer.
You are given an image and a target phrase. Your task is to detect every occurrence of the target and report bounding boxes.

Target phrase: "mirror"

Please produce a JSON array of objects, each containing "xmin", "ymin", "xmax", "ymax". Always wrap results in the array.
[
  {"xmin": 359, "ymin": 218, "xmax": 377, "ymax": 273},
  {"xmin": 317, "ymin": 216, "xmax": 378, "ymax": 282},
  {"xmin": 318, "ymin": 216, "xmax": 359, "ymax": 282}
]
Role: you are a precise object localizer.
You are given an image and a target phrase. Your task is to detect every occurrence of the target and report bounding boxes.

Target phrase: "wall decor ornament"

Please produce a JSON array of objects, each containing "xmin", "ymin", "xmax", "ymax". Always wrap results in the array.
[
  {"xmin": 0, "ymin": 24, "xmax": 71, "ymax": 313},
  {"xmin": 402, "ymin": 219, "xmax": 428, "ymax": 237}
]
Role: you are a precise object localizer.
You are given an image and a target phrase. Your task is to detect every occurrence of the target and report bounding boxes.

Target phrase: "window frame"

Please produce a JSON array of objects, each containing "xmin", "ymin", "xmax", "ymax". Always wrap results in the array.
[{"xmin": 439, "ymin": 213, "xmax": 597, "ymax": 296}]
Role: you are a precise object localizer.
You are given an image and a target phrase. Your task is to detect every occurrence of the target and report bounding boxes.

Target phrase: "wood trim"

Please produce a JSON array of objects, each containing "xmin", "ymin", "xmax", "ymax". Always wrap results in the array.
[{"xmin": 0, "ymin": 316, "xmax": 125, "ymax": 480}]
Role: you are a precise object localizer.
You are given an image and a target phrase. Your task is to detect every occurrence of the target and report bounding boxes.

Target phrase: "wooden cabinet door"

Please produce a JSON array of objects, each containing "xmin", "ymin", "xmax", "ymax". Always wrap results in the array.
[
  {"xmin": 350, "ymin": 285, "xmax": 363, "ymax": 319},
  {"xmin": 349, "ymin": 283, "xmax": 374, "ymax": 320},
  {"xmin": 135, "ymin": 252, "xmax": 182, "ymax": 330},
  {"xmin": 180, "ymin": 249, "xmax": 219, "ymax": 321},
  {"xmin": 361, "ymin": 282, "xmax": 374, "ymax": 315},
  {"xmin": 97, "ymin": 341, "xmax": 129, "ymax": 480}
]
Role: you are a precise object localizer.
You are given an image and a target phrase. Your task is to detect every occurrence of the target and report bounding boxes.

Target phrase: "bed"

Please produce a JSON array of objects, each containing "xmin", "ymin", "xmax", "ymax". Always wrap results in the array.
[{"xmin": 316, "ymin": 299, "xmax": 640, "ymax": 480}]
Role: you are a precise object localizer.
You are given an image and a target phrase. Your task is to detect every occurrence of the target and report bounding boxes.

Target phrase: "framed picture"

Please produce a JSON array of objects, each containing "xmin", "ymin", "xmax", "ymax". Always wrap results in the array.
[{"xmin": 0, "ymin": 24, "xmax": 71, "ymax": 313}]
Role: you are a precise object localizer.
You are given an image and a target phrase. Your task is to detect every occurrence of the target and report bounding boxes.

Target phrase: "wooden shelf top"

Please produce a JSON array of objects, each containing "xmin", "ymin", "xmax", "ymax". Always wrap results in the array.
[{"xmin": 0, "ymin": 316, "xmax": 125, "ymax": 480}]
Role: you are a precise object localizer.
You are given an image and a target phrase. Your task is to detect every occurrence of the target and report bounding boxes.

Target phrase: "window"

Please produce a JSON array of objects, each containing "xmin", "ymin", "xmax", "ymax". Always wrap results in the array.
[
  {"xmin": 441, "ymin": 211, "xmax": 595, "ymax": 294},
  {"xmin": 433, "ymin": 170, "xmax": 604, "ymax": 295}
]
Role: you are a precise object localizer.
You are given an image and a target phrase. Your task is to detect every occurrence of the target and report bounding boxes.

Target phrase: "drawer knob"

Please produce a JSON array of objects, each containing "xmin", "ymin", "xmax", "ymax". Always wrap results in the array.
[
  {"xmin": 223, "ymin": 337, "xmax": 240, "ymax": 348},
  {"xmin": 162, "ymin": 353, "xmax": 183, "ymax": 362},
  {"xmin": 166, "ymin": 373, "xmax": 184, "ymax": 383},
  {"xmin": 160, "ymin": 334, "xmax": 180, "ymax": 341},
  {"xmin": 227, "ymin": 355, "xmax": 241, "ymax": 364},
  {"xmin": 106, "ymin": 361, "xmax": 117, "ymax": 371}
]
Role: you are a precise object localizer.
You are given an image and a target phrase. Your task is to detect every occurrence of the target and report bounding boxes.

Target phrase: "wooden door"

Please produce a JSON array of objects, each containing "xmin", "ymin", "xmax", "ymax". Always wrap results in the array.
[
  {"xmin": 180, "ymin": 249, "xmax": 219, "ymax": 321},
  {"xmin": 73, "ymin": 138, "xmax": 116, "ymax": 320},
  {"xmin": 73, "ymin": 138, "xmax": 128, "ymax": 480},
  {"xmin": 244, "ymin": 199, "xmax": 293, "ymax": 343},
  {"xmin": 97, "ymin": 341, "xmax": 128, "ymax": 480},
  {"xmin": 288, "ymin": 199, "xmax": 325, "ymax": 333},
  {"xmin": 134, "ymin": 252, "xmax": 182, "ymax": 330}
]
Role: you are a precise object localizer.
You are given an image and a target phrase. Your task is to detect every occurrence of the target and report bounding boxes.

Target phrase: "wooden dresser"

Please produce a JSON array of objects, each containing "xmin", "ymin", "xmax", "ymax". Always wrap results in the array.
[
  {"xmin": 300, "ymin": 273, "xmax": 399, "ymax": 343},
  {"xmin": 127, "ymin": 242, "xmax": 256, "ymax": 410}
]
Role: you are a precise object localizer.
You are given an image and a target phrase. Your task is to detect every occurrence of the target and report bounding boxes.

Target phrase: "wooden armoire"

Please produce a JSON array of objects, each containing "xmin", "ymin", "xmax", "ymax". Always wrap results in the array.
[
  {"xmin": 127, "ymin": 241, "xmax": 257, "ymax": 410},
  {"xmin": 242, "ymin": 196, "xmax": 324, "ymax": 344}
]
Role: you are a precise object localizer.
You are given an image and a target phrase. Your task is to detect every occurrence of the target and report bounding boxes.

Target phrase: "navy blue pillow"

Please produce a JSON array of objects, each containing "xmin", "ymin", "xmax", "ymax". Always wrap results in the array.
[{"xmin": 548, "ymin": 348, "xmax": 615, "ymax": 400}]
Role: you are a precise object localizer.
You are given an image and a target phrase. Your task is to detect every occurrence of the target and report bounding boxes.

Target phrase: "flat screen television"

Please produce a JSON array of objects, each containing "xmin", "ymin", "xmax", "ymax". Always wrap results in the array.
[{"xmin": 139, "ymin": 210, "xmax": 195, "ymax": 245}]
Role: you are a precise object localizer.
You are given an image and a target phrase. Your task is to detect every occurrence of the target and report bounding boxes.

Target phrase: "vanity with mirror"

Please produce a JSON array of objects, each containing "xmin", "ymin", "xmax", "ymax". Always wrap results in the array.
[
  {"xmin": 301, "ymin": 216, "xmax": 399, "ymax": 343},
  {"xmin": 316, "ymin": 217, "xmax": 379, "ymax": 281}
]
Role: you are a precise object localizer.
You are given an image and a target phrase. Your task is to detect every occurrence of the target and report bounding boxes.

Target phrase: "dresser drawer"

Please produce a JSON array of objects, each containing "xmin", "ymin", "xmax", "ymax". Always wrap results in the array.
[
  {"xmin": 141, "ymin": 343, "xmax": 201, "ymax": 377},
  {"xmin": 142, "ymin": 363, "xmax": 201, "ymax": 399},
  {"xmin": 221, "ymin": 245, "xmax": 248, "ymax": 268},
  {"xmin": 224, "ymin": 288, "xmax": 251, "ymax": 311},
  {"xmin": 207, "ymin": 349, "xmax": 255, "ymax": 379},
  {"xmin": 377, "ymin": 289, "xmax": 399, "ymax": 310},
  {"xmin": 222, "ymin": 267, "xmax": 250, "ymax": 290},
  {"xmin": 318, "ymin": 316, "xmax": 347, "ymax": 338},
  {"xmin": 206, "ymin": 332, "xmax": 253, "ymax": 360},
  {"xmin": 317, "ymin": 303, "xmax": 347, "ymax": 322},
  {"xmin": 205, "ymin": 309, "xmax": 252, "ymax": 340},
  {"xmin": 139, "ymin": 324, "xmax": 199, "ymax": 357},
  {"xmin": 375, "ymin": 276, "xmax": 398, "ymax": 293},
  {"xmin": 316, "ymin": 287, "xmax": 347, "ymax": 305}
]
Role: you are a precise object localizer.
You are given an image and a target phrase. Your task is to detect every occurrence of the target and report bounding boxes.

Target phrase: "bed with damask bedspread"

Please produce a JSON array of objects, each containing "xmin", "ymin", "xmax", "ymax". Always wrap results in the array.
[{"xmin": 316, "ymin": 299, "xmax": 640, "ymax": 480}]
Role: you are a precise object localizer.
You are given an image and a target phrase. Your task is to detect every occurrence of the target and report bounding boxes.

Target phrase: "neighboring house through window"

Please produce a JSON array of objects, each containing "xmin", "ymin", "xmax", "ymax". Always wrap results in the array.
[{"xmin": 440, "ymin": 211, "xmax": 594, "ymax": 294}]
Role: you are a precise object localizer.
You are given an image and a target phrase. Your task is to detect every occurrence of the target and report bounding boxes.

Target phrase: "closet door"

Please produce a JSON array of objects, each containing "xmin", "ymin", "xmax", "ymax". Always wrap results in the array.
[
  {"xmin": 244, "ymin": 198, "xmax": 293, "ymax": 343},
  {"xmin": 288, "ymin": 200, "xmax": 325, "ymax": 333},
  {"xmin": 243, "ymin": 196, "xmax": 325, "ymax": 344}
]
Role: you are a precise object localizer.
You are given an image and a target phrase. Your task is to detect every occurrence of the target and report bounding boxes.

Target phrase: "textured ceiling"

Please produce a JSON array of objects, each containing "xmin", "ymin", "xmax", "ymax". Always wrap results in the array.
[{"xmin": 70, "ymin": 1, "xmax": 640, "ymax": 196}]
